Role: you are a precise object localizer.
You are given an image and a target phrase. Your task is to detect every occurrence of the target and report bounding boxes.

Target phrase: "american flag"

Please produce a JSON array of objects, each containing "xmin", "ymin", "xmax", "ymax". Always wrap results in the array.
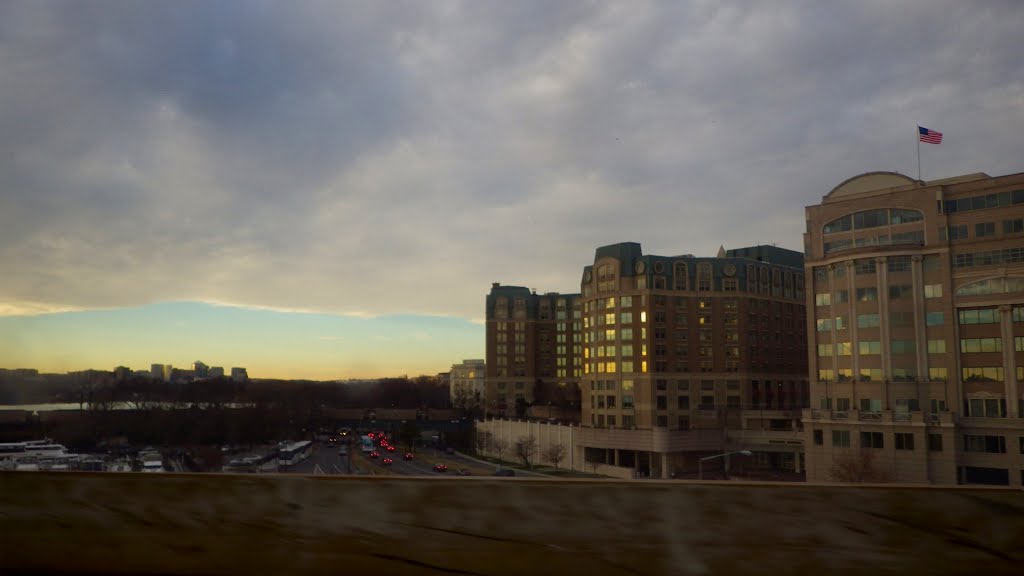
[{"xmin": 919, "ymin": 126, "xmax": 943, "ymax": 144}]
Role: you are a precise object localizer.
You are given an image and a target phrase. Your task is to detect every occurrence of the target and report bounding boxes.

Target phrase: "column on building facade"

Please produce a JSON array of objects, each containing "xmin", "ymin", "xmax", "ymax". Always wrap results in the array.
[
  {"xmin": 824, "ymin": 263, "xmax": 838, "ymax": 406},
  {"xmin": 794, "ymin": 451, "xmax": 801, "ymax": 474},
  {"xmin": 614, "ymin": 449, "xmax": 620, "ymax": 466},
  {"xmin": 876, "ymin": 256, "xmax": 891, "ymax": 410},
  {"xmin": 845, "ymin": 261, "xmax": 859, "ymax": 408},
  {"xmin": 911, "ymin": 255, "xmax": 929, "ymax": 395},
  {"xmin": 1000, "ymin": 305, "xmax": 1018, "ymax": 417},
  {"xmin": 661, "ymin": 452, "xmax": 669, "ymax": 479}
]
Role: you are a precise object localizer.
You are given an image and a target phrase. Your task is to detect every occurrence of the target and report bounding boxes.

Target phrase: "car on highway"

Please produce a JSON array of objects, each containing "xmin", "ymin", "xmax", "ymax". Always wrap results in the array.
[
  {"xmin": 432, "ymin": 464, "xmax": 448, "ymax": 472},
  {"xmin": 382, "ymin": 457, "xmax": 393, "ymax": 466},
  {"xmin": 385, "ymin": 445, "xmax": 396, "ymax": 452},
  {"xmin": 369, "ymin": 451, "xmax": 380, "ymax": 459},
  {"xmin": 403, "ymin": 452, "xmax": 414, "ymax": 461},
  {"xmin": 494, "ymin": 469, "xmax": 515, "ymax": 477},
  {"xmin": 455, "ymin": 469, "xmax": 472, "ymax": 476}
]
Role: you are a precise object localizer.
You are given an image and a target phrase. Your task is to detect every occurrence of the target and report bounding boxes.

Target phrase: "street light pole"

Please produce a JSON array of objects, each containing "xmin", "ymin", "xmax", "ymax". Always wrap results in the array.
[{"xmin": 698, "ymin": 450, "xmax": 752, "ymax": 480}]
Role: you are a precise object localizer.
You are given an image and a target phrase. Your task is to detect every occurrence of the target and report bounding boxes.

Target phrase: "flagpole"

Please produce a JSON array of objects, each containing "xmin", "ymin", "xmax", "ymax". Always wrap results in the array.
[{"xmin": 916, "ymin": 125, "xmax": 921, "ymax": 181}]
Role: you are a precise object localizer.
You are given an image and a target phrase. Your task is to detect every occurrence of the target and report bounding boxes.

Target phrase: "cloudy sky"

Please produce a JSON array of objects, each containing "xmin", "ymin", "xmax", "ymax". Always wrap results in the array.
[{"xmin": 1, "ymin": 0, "xmax": 1021, "ymax": 380}]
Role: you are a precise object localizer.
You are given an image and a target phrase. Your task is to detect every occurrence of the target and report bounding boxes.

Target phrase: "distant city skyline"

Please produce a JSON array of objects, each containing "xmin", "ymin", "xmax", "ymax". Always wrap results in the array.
[{"xmin": 0, "ymin": 301, "xmax": 482, "ymax": 380}]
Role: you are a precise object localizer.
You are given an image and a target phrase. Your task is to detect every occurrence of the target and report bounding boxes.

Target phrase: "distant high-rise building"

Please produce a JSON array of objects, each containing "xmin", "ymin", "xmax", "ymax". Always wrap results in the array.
[
  {"xmin": 230, "ymin": 367, "xmax": 248, "ymax": 382},
  {"xmin": 450, "ymin": 359, "xmax": 486, "ymax": 410},
  {"xmin": 113, "ymin": 366, "xmax": 132, "ymax": 381},
  {"xmin": 150, "ymin": 364, "xmax": 172, "ymax": 381},
  {"xmin": 209, "ymin": 367, "xmax": 225, "ymax": 378},
  {"xmin": 192, "ymin": 361, "xmax": 209, "ymax": 378},
  {"xmin": 486, "ymin": 284, "xmax": 581, "ymax": 417},
  {"xmin": 802, "ymin": 170, "xmax": 1024, "ymax": 486}
]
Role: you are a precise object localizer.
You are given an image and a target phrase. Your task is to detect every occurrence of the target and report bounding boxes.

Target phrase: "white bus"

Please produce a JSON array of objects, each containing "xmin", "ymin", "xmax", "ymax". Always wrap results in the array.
[
  {"xmin": 223, "ymin": 453, "xmax": 278, "ymax": 473},
  {"xmin": 278, "ymin": 440, "xmax": 312, "ymax": 469},
  {"xmin": 0, "ymin": 440, "xmax": 70, "ymax": 462}
]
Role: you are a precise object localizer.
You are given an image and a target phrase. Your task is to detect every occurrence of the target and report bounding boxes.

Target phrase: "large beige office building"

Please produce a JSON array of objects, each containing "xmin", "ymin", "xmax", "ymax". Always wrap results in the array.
[{"xmin": 802, "ymin": 171, "xmax": 1024, "ymax": 486}]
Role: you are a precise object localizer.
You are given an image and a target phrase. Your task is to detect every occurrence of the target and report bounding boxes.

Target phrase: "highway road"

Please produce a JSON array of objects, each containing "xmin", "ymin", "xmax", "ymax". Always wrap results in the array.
[{"xmin": 287, "ymin": 441, "xmax": 504, "ymax": 477}]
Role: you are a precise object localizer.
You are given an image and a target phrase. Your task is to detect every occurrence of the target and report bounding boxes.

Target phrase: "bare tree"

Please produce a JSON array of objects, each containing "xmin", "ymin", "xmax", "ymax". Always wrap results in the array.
[
  {"xmin": 474, "ymin": 430, "xmax": 493, "ymax": 456},
  {"xmin": 514, "ymin": 435, "xmax": 537, "ymax": 469},
  {"xmin": 831, "ymin": 449, "xmax": 891, "ymax": 483},
  {"xmin": 452, "ymin": 382, "xmax": 477, "ymax": 412},
  {"xmin": 492, "ymin": 437, "xmax": 509, "ymax": 467},
  {"xmin": 542, "ymin": 443, "xmax": 566, "ymax": 470}
]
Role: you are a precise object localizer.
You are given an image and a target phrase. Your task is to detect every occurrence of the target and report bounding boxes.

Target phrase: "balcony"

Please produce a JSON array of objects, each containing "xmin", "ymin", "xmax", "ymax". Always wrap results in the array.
[
  {"xmin": 859, "ymin": 411, "xmax": 882, "ymax": 422},
  {"xmin": 958, "ymin": 415, "xmax": 1024, "ymax": 431},
  {"xmin": 727, "ymin": 428, "xmax": 804, "ymax": 450}
]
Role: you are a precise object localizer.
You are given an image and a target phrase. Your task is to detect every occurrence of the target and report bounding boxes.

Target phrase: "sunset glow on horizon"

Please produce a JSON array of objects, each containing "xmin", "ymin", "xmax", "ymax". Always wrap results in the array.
[{"xmin": 0, "ymin": 302, "xmax": 483, "ymax": 380}]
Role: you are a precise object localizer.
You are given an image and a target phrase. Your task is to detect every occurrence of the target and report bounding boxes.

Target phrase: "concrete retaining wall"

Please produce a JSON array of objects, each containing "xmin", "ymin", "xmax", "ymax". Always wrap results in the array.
[
  {"xmin": 2, "ymin": 472, "xmax": 1023, "ymax": 575},
  {"xmin": 476, "ymin": 418, "xmax": 578, "ymax": 470}
]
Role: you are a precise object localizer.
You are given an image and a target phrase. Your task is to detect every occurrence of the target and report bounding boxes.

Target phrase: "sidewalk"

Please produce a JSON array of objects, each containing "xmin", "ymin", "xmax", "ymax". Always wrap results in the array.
[{"xmin": 452, "ymin": 451, "xmax": 549, "ymax": 478}]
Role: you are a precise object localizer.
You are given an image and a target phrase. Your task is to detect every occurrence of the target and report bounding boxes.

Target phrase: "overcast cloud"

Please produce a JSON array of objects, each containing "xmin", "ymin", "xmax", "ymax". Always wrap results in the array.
[{"xmin": 2, "ymin": 0, "xmax": 1022, "ymax": 321}]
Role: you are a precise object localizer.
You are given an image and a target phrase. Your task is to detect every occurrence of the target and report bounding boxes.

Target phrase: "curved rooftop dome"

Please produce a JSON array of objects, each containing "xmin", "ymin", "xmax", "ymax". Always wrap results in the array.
[{"xmin": 824, "ymin": 172, "xmax": 916, "ymax": 202}]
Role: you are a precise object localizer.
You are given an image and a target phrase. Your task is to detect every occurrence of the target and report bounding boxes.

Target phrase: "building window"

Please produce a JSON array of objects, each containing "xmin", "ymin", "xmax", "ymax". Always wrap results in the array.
[
  {"xmin": 622, "ymin": 415, "xmax": 634, "ymax": 428},
  {"xmin": 888, "ymin": 285, "xmax": 912, "ymax": 299},
  {"xmin": 813, "ymin": 430, "xmax": 823, "ymax": 445},
  {"xmin": 860, "ymin": 431, "xmax": 884, "ymax": 449},
  {"xmin": 857, "ymin": 314, "xmax": 880, "ymax": 328},
  {"xmin": 962, "ymin": 367, "xmax": 1003, "ymax": 382},
  {"xmin": 958, "ymin": 308, "xmax": 999, "ymax": 325},
  {"xmin": 940, "ymin": 224, "xmax": 968, "ymax": 241},
  {"xmin": 858, "ymin": 341, "xmax": 881, "ymax": 355},
  {"xmin": 854, "ymin": 259, "xmax": 876, "ymax": 275},
  {"xmin": 923, "ymin": 284, "xmax": 943, "ymax": 298},
  {"xmin": 887, "ymin": 256, "xmax": 911, "ymax": 273},
  {"xmin": 960, "ymin": 338, "xmax": 1003, "ymax": 353},
  {"xmin": 856, "ymin": 287, "xmax": 877, "ymax": 301},
  {"xmin": 832, "ymin": 430, "xmax": 850, "ymax": 448},
  {"xmin": 859, "ymin": 398, "xmax": 882, "ymax": 413},
  {"xmin": 927, "ymin": 340, "xmax": 946, "ymax": 354},
  {"xmin": 895, "ymin": 433, "xmax": 914, "ymax": 450},
  {"xmin": 1004, "ymin": 218, "xmax": 1024, "ymax": 234},
  {"xmin": 622, "ymin": 395, "xmax": 634, "ymax": 409},
  {"xmin": 967, "ymin": 398, "xmax": 1004, "ymax": 418},
  {"xmin": 928, "ymin": 434, "xmax": 943, "ymax": 452},
  {"xmin": 928, "ymin": 367, "xmax": 948, "ymax": 381},
  {"xmin": 963, "ymin": 434, "xmax": 1006, "ymax": 453},
  {"xmin": 697, "ymin": 264, "xmax": 712, "ymax": 291},
  {"xmin": 975, "ymin": 222, "xmax": 996, "ymax": 238},
  {"xmin": 656, "ymin": 396, "xmax": 667, "ymax": 410},
  {"xmin": 926, "ymin": 312, "xmax": 944, "ymax": 326},
  {"xmin": 677, "ymin": 395, "xmax": 690, "ymax": 410},
  {"xmin": 890, "ymin": 340, "xmax": 915, "ymax": 354},
  {"xmin": 656, "ymin": 415, "xmax": 668, "ymax": 427}
]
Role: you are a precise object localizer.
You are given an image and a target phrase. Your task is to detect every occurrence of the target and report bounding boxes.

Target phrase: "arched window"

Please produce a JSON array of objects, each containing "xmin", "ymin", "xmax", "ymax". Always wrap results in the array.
[
  {"xmin": 823, "ymin": 208, "xmax": 924, "ymax": 234},
  {"xmin": 674, "ymin": 262, "xmax": 688, "ymax": 290},
  {"xmin": 955, "ymin": 277, "xmax": 1024, "ymax": 297},
  {"xmin": 697, "ymin": 264, "xmax": 713, "ymax": 291}
]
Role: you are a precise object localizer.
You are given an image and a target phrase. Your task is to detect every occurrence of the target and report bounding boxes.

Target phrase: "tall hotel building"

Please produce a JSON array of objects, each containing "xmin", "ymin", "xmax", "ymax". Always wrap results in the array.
[
  {"xmin": 489, "ymin": 242, "xmax": 809, "ymax": 479},
  {"xmin": 802, "ymin": 171, "xmax": 1024, "ymax": 486},
  {"xmin": 485, "ymin": 285, "xmax": 581, "ymax": 416}
]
